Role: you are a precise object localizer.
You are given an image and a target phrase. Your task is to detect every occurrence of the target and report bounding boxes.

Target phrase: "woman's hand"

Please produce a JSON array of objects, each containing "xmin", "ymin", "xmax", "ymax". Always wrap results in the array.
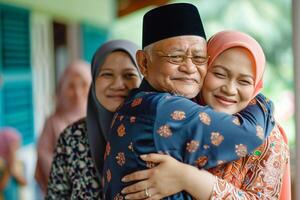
[
  {"xmin": 9, "ymin": 160, "xmax": 27, "ymax": 186},
  {"xmin": 121, "ymin": 153, "xmax": 188, "ymax": 200}
]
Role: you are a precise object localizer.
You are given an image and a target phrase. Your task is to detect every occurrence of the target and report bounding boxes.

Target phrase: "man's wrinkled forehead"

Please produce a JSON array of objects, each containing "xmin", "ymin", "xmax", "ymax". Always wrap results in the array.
[{"xmin": 152, "ymin": 36, "xmax": 207, "ymax": 53}]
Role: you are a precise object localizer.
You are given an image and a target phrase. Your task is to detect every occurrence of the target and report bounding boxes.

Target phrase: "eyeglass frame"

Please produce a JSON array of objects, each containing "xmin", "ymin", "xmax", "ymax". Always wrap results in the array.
[{"xmin": 154, "ymin": 51, "xmax": 210, "ymax": 66}]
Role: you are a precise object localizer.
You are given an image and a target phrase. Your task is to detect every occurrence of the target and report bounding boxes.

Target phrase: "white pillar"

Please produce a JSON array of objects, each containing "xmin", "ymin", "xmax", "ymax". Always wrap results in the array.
[
  {"xmin": 292, "ymin": 0, "xmax": 300, "ymax": 199},
  {"xmin": 67, "ymin": 23, "xmax": 81, "ymax": 62}
]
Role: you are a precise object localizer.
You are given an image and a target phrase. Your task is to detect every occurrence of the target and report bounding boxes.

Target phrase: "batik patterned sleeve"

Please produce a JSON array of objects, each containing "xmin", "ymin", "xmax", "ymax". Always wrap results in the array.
[
  {"xmin": 45, "ymin": 128, "xmax": 72, "ymax": 199},
  {"xmin": 211, "ymin": 125, "xmax": 289, "ymax": 199},
  {"xmin": 153, "ymin": 93, "xmax": 275, "ymax": 169}
]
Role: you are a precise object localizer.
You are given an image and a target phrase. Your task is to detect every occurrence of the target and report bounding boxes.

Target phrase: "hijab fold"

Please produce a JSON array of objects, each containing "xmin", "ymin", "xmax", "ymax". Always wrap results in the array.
[
  {"xmin": 55, "ymin": 60, "xmax": 92, "ymax": 118},
  {"xmin": 86, "ymin": 40, "xmax": 141, "ymax": 177}
]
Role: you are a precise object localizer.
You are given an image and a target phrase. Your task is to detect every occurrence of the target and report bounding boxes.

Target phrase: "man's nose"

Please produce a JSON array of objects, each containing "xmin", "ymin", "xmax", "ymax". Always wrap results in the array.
[{"xmin": 178, "ymin": 57, "xmax": 197, "ymax": 74}]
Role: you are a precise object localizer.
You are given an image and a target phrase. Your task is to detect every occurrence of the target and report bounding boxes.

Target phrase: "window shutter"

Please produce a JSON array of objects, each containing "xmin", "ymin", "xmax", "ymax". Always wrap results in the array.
[
  {"xmin": 2, "ymin": 80, "xmax": 34, "ymax": 145},
  {"xmin": 1, "ymin": 5, "xmax": 30, "ymax": 71},
  {"xmin": 0, "ymin": 4, "xmax": 34, "ymax": 145},
  {"xmin": 81, "ymin": 23, "xmax": 108, "ymax": 62}
]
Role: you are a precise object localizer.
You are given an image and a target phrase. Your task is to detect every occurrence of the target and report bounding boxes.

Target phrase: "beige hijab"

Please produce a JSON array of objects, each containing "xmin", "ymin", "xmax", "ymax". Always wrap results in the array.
[{"xmin": 35, "ymin": 60, "xmax": 91, "ymax": 192}]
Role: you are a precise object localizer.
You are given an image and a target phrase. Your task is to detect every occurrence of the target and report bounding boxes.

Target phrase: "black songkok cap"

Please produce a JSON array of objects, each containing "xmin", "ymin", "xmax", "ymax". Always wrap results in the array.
[{"xmin": 142, "ymin": 3, "xmax": 206, "ymax": 48}]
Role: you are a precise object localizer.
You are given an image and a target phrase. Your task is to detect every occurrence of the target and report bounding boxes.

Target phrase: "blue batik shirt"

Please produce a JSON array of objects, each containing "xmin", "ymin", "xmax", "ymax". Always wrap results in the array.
[{"xmin": 102, "ymin": 79, "xmax": 275, "ymax": 199}]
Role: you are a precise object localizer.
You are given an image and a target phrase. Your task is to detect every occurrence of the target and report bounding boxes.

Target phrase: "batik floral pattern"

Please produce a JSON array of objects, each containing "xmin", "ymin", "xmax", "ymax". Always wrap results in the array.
[
  {"xmin": 235, "ymin": 144, "xmax": 248, "ymax": 158},
  {"xmin": 210, "ymin": 125, "xmax": 289, "ymax": 199},
  {"xmin": 186, "ymin": 140, "xmax": 200, "ymax": 153},
  {"xmin": 131, "ymin": 98, "xmax": 142, "ymax": 107},
  {"xmin": 116, "ymin": 152, "xmax": 126, "ymax": 166},
  {"xmin": 157, "ymin": 125, "xmax": 172, "ymax": 138},
  {"xmin": 211, "ymin": 132, "xmax": 224, "ymax": 146},
  {"xmin": 171, "ymin": 111, "xmax": 186, "ymax": 120},
  {"xmin": 195, "ymin": 156, "xmax": 208, "ymax": 168},
  {"xmin": 199, "ymin": 112, "xmax": 211, "ymax": 125},
  {"xmin": 117, "ymin": 124, "xmax": 126, "ymax": 137}
]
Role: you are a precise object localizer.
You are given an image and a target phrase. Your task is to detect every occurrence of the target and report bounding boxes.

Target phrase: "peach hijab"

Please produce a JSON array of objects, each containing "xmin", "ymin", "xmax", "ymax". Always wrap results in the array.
[
  {"xmin": 55, "ymin": 60, "xmax": 92, "ymax": 118},
  {"xmin": 207, "ymin": 30, "xmax": 291, "ymax": 200},
  {"xmin": 207, "ymin": 30, "xmax": 265, "ymax": 97}
]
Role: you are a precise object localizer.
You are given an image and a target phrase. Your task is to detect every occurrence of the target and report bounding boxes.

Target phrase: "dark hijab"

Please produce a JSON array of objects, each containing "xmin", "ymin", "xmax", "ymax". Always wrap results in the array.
[{"xmin": 86, "ymin": 40, "xmax": 142, "ymax": 176}]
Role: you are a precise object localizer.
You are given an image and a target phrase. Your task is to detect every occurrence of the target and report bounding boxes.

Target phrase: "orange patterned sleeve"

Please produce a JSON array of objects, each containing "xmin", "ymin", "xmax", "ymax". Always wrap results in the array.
[{"xmin": 210, "ymin": 125, "xmax": 289, "ymax": 200}]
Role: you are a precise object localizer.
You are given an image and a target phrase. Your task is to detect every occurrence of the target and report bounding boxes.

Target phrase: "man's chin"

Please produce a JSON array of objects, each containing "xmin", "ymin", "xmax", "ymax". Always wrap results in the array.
[
  {"xmin": 158, "ymin": 83, "xmax": 200, "ymax": 98},
  {"xmin": 174, "ymin": 89, "xmax": 199, "ymax": 99},
  {"xmin": 178, "ymin": 85, "xmax": 200, "ymax": 98}
]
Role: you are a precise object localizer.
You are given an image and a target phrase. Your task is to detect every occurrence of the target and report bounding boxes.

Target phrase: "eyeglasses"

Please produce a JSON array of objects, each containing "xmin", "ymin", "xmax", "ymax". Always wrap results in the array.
[{"xmin": 156, "ymin": 53, "xmax": 209, "ymax": 65}]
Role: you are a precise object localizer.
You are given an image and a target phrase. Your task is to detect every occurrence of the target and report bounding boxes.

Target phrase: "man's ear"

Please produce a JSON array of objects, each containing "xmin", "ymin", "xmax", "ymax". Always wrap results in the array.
[{"xmin": 136, "ymin": 50, "xmax": 148, "ymax": 77}]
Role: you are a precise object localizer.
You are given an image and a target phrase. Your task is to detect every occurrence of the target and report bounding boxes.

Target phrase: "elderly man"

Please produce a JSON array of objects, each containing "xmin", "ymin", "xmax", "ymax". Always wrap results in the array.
[{"xmin": 102, "ymin": 3, "xmax": 274, "ymax": 199}]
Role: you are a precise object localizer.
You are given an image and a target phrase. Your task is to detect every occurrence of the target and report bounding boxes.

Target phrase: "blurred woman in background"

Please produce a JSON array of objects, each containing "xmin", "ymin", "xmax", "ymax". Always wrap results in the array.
[
  {"xmin": 0, "ymin": 127, "xmax": 27, "ymax": 200},
  {"xmin": 35, "ymin": 60, "xmax": 92, "ymax": 193}
]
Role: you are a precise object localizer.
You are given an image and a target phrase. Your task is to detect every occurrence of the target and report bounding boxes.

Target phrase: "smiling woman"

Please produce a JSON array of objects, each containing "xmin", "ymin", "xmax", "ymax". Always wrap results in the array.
[
  {"xmin": 45, "ymin": 40, "xmax": 142, "ymax": 199},
  {"xmin": 199, "ymin": 30, "xmax": 290, "ymax": 200},
  {"xmin": 95, "ymin": 51, "xmax": 141, "ymax": 112},
  {"xmin": 202, "ymin": 47, "xmax": 256, "ymax": 114}
]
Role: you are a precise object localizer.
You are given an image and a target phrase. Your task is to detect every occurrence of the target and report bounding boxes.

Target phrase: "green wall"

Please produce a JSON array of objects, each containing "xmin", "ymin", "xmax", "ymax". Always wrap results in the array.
[{"xmin": 0, "ymin": 0, "xmax": 114, "ymax": 26}]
